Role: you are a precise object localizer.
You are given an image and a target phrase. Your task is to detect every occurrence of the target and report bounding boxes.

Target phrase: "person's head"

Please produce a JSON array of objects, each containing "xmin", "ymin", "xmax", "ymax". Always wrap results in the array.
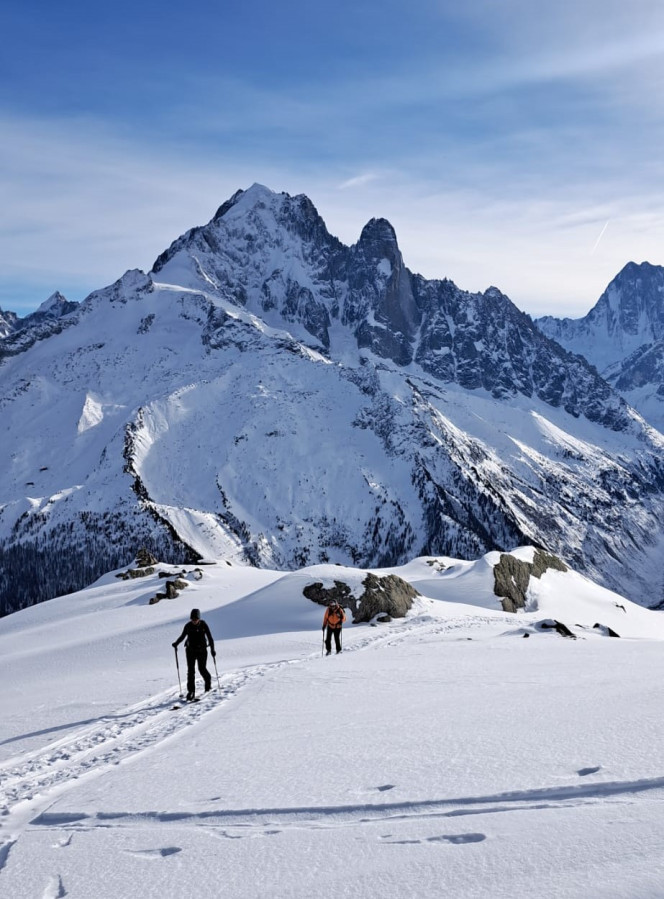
[
  {"xmin": 328, "ymin": 600, "xmax": 338, "ymax": 608},
  {"xmin": 190, "ymin": 608, "xmax": 201, "ymax": 622}
]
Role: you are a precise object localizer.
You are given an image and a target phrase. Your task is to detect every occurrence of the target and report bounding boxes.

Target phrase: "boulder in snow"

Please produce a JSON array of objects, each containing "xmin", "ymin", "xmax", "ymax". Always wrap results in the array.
[
  {"xmin": 135, "ymin": 548, "xmax": 159, "ymax": 568},
  {"xmin": 303, "ymin": 572, "xmax": 419, "ymax": 623},
  {"xmin": 493, "ymin": 550, "xmax": 568, "ymax": 612}
]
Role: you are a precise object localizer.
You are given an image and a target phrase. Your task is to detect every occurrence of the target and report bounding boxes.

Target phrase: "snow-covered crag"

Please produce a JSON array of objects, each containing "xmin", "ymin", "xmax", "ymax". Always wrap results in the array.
[
  {"xmin": 0, "ymin": 307, "xmax": 19, "ymax": 339},
  {"xmin": 2, "ymin": 186, "xmax": 664, "ymax": 615},
  {"xmin": 0, "ymin": 290, "xmax": 80, "ymax": 357},
  {"xmin": 538, "ymin": 261, "xmax": 664, "ymax": 430}
]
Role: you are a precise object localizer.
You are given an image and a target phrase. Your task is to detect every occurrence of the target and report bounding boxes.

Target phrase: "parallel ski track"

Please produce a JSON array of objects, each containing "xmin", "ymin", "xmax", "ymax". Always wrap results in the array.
[{"xmin": 0, "ymin": 612, "xmax": 513, "ymax": 866}]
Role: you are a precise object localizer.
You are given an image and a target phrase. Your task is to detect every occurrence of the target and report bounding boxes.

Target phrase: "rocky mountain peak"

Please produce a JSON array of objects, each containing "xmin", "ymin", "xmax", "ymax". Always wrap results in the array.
[
  {"xmin": 0, "ymin": 307, "xmax": 19, "ymax": 338},
  {"xmin": 356, "ymin": 217, "xmax": 401, "ymax": 264},
  {"xmin": 536, "ymin": 260, "xmax": 664, "ymax": 430},
  {"xmin": 596, "ymin": 261, "xmax": 664, "ymax": 334},
  {"xmin": 212, "ymin": 183, "xmax": 282, "ymax": 222},
  {"xmin": 37, "ymin": 290, "xmax": 68, "ymax": 313},
  {"xmin": 34, "ymin": 290, "xmax": 78, "ymax": 319},
  {"xmin": 212, "ymin": 187, "xmax": 246, "ymax": 222}
]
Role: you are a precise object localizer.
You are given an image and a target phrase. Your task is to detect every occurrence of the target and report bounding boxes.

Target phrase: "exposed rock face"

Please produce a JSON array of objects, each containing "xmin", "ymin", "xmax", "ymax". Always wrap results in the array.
[
  {"xmin": 353, "ymin": 573, "xmax": 419, "ymax": 623},
  {"xmin": 593, "ymin": 623, "xmax": 621, "ymax": 637},
  {"xmin": 0, "ymin": 307, "xmax": 19, "ymax": 339},
  {"xmin": 348, "ymin": 218, "xmax": 420, "ymax": 366},
  {"xmin": 116, "ymin": 566, "xmax": 155, "ymax": 580},
  {"xmin": 150, "ymin": 577, "xmax": 187, "ymax": 604},
  {"xmin": 136, "ymin": 548, "xmax": 159, "ymax": 568},
  {"xmin": 164, "ymin": 580, "xmax": 179, "ymax": 599},
  {"xmin": 493, "ymin": 550, "xmax": 568, "ymax": 613},
  {"xmin": 614, "ymin": 341, "xmax": 664, "ymax": 395},
  {"xmin": 302, "ymin": 580, "xmax": 355, "ymax": 608},
  {"xmin": 536, "ymin": 619, "xmax": 576, "ymax": 638},
  {"xmin": 537, "ymin": 261, "xmax": 664, "ymax": 429},
  {"xmin": 303, "ymin": 572, "xmax": 419, "ymax": 623}
]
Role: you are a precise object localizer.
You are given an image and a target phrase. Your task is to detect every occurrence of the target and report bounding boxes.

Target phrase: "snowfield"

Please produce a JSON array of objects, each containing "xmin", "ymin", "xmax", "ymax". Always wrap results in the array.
[{"xmin": 2, "ymin": 551, "xmax": 664, "ymax": 898}]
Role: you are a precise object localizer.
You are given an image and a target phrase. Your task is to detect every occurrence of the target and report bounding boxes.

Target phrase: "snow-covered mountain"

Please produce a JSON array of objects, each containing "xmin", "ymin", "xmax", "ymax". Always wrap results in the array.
[
  {"xmin": 2, "ymin": 185, "xmax": 664, "ymax": 615},
  {"xmin": 537, "ymin": 261, "xmax": 664, "ymax": 429},
  {"xmin": 0, "ymin": 307, "xmax": 19, "ymax": 339},
  {"xmin": 0, "ymin": 290, "xmax": 79, "ymax": 351}
]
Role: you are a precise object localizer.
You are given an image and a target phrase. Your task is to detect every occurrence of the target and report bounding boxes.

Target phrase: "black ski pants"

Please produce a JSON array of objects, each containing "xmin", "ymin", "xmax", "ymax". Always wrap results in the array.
[
  {"xmin": 325, "ymin": 626, "xmax": 342, "ymax": 654},
  {"xmin": 186, "ymin": 647, "xmax": 211, "ymax": 694}
]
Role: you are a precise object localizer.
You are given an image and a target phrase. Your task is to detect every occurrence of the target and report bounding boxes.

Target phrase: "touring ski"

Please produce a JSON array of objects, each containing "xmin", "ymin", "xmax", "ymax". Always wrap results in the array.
[{"xmin": 170, "ymin": 696, "xmax": 201, "ymax": 710}]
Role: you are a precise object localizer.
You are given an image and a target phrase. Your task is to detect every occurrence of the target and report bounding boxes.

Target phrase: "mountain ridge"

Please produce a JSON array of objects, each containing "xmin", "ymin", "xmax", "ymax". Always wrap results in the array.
[
  {"xmin": 537, "ymin": 260, "xmax": 664, "ymax": 429},
  {"xmin": 1, "ymin": 186, "xmax": 664, "ymax": 615}
]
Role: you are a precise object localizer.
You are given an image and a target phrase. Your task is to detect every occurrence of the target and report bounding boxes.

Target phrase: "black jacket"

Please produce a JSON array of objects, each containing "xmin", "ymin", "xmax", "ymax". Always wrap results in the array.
[{"xmin": 174, "ymin": 620, "xmax": 215, "ymax": 654}]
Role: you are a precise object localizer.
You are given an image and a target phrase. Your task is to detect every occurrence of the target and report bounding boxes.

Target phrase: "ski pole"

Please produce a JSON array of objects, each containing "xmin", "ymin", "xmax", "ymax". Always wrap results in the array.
[
  {"xmin": 174, "ymin": 646, "xmax": 183, "ymax": 697},
  {"xmin": 212, "ymin": 652, "xmax": 221, "ymax": 690}
]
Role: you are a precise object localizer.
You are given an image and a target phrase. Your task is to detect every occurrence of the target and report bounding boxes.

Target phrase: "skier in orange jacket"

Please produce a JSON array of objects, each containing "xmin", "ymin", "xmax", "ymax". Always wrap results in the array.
[{"xmin": 322, "ymin": 600, "xmax": 346, "ymax": 655}]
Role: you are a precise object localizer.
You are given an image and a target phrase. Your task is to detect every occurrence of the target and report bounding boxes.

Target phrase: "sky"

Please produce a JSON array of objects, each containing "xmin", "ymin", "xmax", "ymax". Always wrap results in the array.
[{"xmin": 2, "ymin": 1, "xmax": 664, "ymax": 319}]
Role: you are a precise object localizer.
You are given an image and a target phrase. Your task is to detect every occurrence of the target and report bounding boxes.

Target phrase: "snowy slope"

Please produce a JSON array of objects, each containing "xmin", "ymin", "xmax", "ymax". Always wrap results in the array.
[
  {"xmin": 2, "ymin": 187, "xmax": 664, "ymax": 616},
  {"xmin": 2, "ymin": 551, "xmax": 664, "ymax": 898}
]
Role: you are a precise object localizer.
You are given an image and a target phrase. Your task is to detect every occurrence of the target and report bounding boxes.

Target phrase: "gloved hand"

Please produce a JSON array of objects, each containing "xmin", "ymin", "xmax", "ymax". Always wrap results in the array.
[
  {"xmin": 172, "ymin": 642, "xmax": 177, "ymax": 648},
  {"xmin": 211, "ymin": 650, "xmax": 216, "ymax": 658}
]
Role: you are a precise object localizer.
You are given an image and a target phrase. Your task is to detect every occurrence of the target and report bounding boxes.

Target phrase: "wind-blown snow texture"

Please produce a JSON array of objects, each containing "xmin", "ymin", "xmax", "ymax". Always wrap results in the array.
[
  {"xmin": 2, "ymin": 552, "xmax": 664, "ymax": 898},
  {"xmin": 1, "ymin": 185, "xmax": 664, "ymax": 615}
]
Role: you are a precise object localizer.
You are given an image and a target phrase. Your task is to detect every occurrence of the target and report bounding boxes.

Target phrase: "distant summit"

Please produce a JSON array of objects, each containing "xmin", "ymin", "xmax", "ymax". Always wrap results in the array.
[
  {"xmin": 0, "ymin": 307, "xmax": 19, "ymax": 339},
  {"xmin": 0, "ymin": 289, "xmax": 79, "ymax": 349},
  {"xmin": 537, "ymin": 261, "xmax": 664, "ymax": 429}
]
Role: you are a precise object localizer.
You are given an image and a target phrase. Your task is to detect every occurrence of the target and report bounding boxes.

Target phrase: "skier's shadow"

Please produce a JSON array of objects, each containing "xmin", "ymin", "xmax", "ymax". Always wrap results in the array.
[{"xmin": 0, "ymin": 708, "xmax": 153, "ymax": 746}]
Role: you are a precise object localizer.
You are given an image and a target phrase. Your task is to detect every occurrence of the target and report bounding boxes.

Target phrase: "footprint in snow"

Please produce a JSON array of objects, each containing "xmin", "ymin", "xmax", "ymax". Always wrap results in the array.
[
  {"xmin": 577, "ymin": 766, "xmax": 602, "ymax": 777},
  {"xmin": 380, "ymin": 838, "xmax": 422, "ymax": 845},
  {"xmin": 380, "ymin": 833, "xmax": 485, "ymax": 845},
  {"xmin": 52, "ymin": 835, "xmax": 73, "ymax": 849},
  {"xmin": 126, "ymin": 847, "xmax": 182, "ymax": 859},
  {"xmin": 427, "ymin": 833, "xmax": 486, "ymax": 844},
  {"xmin": 41, "ymin": 874, "xmax": 66, "ymax": 898}
]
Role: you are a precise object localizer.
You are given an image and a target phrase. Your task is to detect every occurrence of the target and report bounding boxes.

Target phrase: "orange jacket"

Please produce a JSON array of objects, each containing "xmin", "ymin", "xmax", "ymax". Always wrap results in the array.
[{"xmin": 323, "ymin": 605, "xmax": 346, "ymax": 629}]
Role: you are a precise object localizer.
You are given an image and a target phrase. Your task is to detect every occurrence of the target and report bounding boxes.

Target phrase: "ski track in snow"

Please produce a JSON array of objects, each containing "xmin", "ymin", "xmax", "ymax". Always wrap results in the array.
[
  {"xmin": 0, "ymin": 611, "xmax": 618, "ymax": 871},
  {"xmin": 27, "ymin": 773, "xmax": 664, "ymax": 837}
]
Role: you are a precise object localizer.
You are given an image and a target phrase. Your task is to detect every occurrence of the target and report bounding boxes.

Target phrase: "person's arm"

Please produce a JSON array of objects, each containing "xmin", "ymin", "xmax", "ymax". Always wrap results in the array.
[
  {"xmin": 322, "ymin": 609, "xmax": 329, "ymax": 630},
  {"xmin": 205, "ymin": 622, "xmax": 215, "ymax": 656},
  {"xmin": 172, "ymin": 623, "xmax": 188, "ymax": 648},
  {"xmin": 340, "ymin": 608, "xmax": 346, "ymax": 624}
]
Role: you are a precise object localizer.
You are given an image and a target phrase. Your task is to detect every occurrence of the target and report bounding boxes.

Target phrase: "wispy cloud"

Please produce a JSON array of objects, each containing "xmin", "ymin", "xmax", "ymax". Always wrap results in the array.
[{"xmin": 337, "ymin": 173, "xmax": 383, "ymax": 190}]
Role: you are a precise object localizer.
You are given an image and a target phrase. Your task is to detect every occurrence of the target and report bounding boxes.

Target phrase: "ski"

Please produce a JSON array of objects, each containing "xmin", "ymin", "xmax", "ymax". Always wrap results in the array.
[{"xmin": 170, "ymin": 696, "xmax": 201, "ymax": 710}]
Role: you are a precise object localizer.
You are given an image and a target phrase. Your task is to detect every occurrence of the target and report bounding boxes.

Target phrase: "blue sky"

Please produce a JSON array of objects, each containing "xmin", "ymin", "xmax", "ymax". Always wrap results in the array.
[{"xmin": 2, "ymin": 1, "xmax": 664, "ymax": 317}]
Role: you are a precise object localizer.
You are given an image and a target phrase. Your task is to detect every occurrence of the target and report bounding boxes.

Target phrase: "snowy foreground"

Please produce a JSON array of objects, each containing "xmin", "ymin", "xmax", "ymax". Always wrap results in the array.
[{"xmin": 2, "ymin": 550, "xmax": 664, "ymax": 899}]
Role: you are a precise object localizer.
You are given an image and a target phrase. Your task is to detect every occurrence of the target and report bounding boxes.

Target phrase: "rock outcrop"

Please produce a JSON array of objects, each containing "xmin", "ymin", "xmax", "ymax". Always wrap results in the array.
[
  {"xmin": 493, "ymin": 550, "xmax": 568, "ymax": 612},
  {"xmin": 304, "ymin": 572, "xmax": 419, "ymax": 623}
]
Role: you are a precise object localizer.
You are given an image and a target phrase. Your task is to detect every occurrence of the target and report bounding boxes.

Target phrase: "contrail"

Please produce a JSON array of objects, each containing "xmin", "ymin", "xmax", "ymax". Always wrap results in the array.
[{"xmin": 591, "ymin": 219, "xmax": 610, "ymax": 254}]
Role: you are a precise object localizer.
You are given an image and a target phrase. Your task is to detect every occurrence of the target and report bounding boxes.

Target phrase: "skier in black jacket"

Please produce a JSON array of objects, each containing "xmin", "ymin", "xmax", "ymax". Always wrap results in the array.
[{"xmin": 172, "ymin": 608, "xmax": 216, "ymax": 700}]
